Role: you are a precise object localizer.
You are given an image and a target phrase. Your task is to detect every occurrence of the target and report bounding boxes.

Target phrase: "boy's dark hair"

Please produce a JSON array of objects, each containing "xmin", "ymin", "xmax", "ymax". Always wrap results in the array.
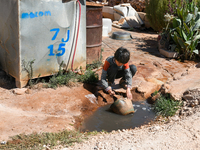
[{"xmin": 114, "ymin": 47, "xmax": 130, "ymax": 64}]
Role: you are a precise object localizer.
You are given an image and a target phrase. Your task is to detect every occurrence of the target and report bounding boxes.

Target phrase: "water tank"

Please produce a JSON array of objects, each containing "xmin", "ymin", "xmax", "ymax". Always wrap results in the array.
[{"xmin": 0, "ymin": 0, "xmax": 86, "ymax": 87}]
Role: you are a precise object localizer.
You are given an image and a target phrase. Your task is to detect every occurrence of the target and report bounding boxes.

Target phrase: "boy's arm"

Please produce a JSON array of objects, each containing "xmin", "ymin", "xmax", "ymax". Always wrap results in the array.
[
  {"xmin": 124, "ymin": 64, "xmax": 132, "ymax": 88},
  {"xmin": 101, "ymin": 69, "xmax": 111, "ymax": 91},
  {"xmin": 124, "ymin": 67, "xmax": 133, "ymax": 99},
  {"xmin": 101, "ymin": 60, "xmax": 111, "ymax": 91}
]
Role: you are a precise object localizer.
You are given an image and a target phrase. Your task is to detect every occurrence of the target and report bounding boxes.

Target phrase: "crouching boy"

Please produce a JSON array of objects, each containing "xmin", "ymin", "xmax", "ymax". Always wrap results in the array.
[{"xmin": 101, "ymin": 47, "xmax": 137, "ymax": 99}]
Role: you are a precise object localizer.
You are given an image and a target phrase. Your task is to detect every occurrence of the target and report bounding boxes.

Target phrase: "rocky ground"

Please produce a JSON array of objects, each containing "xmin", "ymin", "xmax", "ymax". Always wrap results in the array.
[{"xmin": 0, "ymin": 27, "xmax": 200, "ymax": 150}]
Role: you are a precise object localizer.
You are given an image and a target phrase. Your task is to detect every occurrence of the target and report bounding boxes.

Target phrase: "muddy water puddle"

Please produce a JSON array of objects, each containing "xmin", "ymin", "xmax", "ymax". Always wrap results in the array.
[{"xmin": 80, "ymin": 101, "xmax": 155, "ymax": 132}]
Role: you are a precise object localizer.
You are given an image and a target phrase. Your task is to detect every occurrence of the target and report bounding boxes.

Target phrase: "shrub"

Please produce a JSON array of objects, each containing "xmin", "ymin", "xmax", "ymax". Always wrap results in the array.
[
  {"xmin": 160, "ymin": 0, "xmax": 200, "ymax": 60},
  {"xmin": 145, "ymin": 0, "xmax": 172, "ymax": 31},
  {"xmin": 145, "ymin": 0, "xmax": 186, "ymax": 32},
  {"xmin": 48, "ymin": 70, "xmax": 78, "ymax": 89},
  {"xmin": 78, "ymin": 69, "xmax": 99, "ymax": 83},
  {"xmin": 152, "ymin": 94, "xmax": 182, "ymax": 117}
]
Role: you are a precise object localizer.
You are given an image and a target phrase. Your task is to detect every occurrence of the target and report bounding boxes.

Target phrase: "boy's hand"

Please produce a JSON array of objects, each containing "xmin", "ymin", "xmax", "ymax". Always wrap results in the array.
[
  {"xmin": 126, "ymin": 87, "xmax": 132, "ymax": 100},
  {"xmin": 108, "ymin": 89, "xmax": 115, "ymax": 97}
]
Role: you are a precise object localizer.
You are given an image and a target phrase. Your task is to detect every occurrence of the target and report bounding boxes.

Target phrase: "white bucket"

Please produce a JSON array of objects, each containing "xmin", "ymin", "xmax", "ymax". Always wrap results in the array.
[
  {"xmin": 103, "ymin": 18, "xmax": 112, "ymax": 33},
  {"xmin": 102, "ymin": 26, "xmax": 109, "ymax": 37}
]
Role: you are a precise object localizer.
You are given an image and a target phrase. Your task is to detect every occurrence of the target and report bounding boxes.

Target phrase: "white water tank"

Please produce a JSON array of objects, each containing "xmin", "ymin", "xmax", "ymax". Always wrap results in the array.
[{"xmin": 0, "ymin": 0, "xmax": 86, "ymax": 87}]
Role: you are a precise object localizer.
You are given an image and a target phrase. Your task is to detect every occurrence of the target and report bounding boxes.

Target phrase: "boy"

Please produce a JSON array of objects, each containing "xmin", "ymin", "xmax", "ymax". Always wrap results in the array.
[{"xmin": 101, "ymin": 47, "xmax": 137, "ymax": 99}]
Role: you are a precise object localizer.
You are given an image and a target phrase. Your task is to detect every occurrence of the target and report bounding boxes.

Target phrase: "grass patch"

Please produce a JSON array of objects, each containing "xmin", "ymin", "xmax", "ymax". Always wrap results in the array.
[
  {"xmin": 0, "ymin": 130, "xmax": 102, "ymax": 150},
  {"xmin": 46, "ymin": 70, "xmax": 78, "ymax": 89},
  {"xmin": 27, "ymin": 61, "xmax": 100, "ymax": 89},
  {"xmin": 152, "ymin": 94, "xmax": 183, "ymax": 117},
  {"xmin": 78, "ymin": 69, "xmax": 99, "ymax": 83},
  {"xmin": 86, "ymin": 60, "xmax": 103, "ymax": 70},
  {"xmin": 45, "ymin": 69, "xmax": 99, "ymax": 89}
]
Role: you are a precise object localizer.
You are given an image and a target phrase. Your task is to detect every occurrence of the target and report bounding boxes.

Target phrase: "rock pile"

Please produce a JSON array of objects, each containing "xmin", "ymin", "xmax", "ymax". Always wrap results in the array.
[
  {"xmin": 183, "ymin": 89, "xmax": 200, "ymax": 107},
  {"xmin": 178, "ymin": 88, "xmax": 200, "ymax": 117}
]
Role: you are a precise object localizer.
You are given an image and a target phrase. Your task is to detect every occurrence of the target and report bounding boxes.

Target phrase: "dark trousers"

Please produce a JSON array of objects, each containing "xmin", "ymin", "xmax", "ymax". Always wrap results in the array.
[{"xmin": 115, "ymin": 64, "xmax": 137, "ymax": 79}]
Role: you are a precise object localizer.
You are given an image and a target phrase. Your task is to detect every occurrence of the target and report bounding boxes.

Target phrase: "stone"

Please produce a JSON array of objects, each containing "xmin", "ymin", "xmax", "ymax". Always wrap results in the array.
[
  {"xmin": 13, "ymin": 88, "xmax": 27, "ymax": 95},
  {"xmin": 25, "ymin": 88, "xmax": 32, "ymax": 94},
  {"xmin": 147, "ymin": 93, "xmax": 161, "ymax": 104},
  {"xmin": 171, "ymin": 115, "xmax": 180, "ymax": 121},
  {"xmin": 196, "ymin": 62, "xmax": 200, "ymax": 68},
  {"xmin": 97, "ymin": 90, "xmax": 115, "ymax": 105},
  {"xmin": 167, "ymin": 69, "xmax": 200, "ymax": 100},
  {"xmin": 161, "ymin": 84, "xmax": 171, "ymax": 93},
  {"xmin": 183, "ymin": 95, "xmax": 194, "ymax": 101},
  {"xmin": 137, "ymin": 81, "xmax": 160, "ymax": 98}
]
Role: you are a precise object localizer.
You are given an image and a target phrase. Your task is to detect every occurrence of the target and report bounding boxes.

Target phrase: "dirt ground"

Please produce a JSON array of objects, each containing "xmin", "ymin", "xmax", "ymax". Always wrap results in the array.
[
  {"xmin": 0, "ymin": 77, "xmax": 108, "ymax": 141},
  {"xmin": 1, "ymin": 27, "xmax": 200, "ymax": 150}
]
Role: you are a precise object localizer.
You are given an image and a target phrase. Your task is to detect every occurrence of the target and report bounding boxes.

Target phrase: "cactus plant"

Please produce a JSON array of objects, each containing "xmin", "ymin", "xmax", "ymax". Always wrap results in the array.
[{"xmin": 145, "ymin": 0, "xmax": 182, "ymax": 32}]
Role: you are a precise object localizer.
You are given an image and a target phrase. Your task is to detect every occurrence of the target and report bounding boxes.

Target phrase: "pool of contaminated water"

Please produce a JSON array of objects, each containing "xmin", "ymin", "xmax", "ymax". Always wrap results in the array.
[{"xmin": 80, "ymin": 101, "xmax": 155, "ymax": 132}]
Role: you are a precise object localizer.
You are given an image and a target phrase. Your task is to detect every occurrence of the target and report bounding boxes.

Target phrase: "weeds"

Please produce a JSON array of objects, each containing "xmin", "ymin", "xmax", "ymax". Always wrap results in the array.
[
  {"xmin": 152, "ymin": 94, "xmax": 182, "ymax": 117},
  {"xmin": 22, "ymin": 59, "xmax": 35, "ymax": 87},
  {"xmin": 78, "ymin": 69, "xmax": 99, "ymax": 84},
  {"xmin": 86, "ymin": 60, "xmax": 103, "ymax": 70},
  {"xmin": 47, "ymin": 70, "xmax": 78, "ymax": 89},
  {"xmin": 86, "ymin": 48, "xmax": 104, "ymax": 70},
  {"xmin": 151, "ymin": 90, "xmax": 158, "ymax": 96},
  {"xmin": 24, "ymin": 60, "xmax": 100, "ymax": 89},
  {"xmin": 46, "ymin": 68, "xmax": 99, "ymax": 89},
  {"xmin": 0, "ymin": 130, "xmax": 100, "ymax": 150}
]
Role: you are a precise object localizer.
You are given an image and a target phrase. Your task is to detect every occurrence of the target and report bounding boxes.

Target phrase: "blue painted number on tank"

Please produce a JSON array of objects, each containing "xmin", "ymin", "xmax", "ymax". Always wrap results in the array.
[
  {"xmin": 48, "ymin": 28, "xmax": 70, "ymax": 57},
  {"xmin": 62, "ymin": 30, "xmax": 70, "ymax": 42},
  {"xmin": 57, "ymin": 43, "xmax": 66, "ymax": 56},
  {"xmin": 48, "ymin": 45, "xmax": 55, "ymax": 56},
  {"xmin": 50, "ymin": 28, "xmax": 60, "ymax": 41}
]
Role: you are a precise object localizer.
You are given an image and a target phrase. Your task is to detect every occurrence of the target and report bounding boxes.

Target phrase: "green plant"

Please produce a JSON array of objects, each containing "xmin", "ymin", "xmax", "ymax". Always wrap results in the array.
[
  {"xmin": 47, "ymin": 67, "xmax": 99, "ymax": 89},
  {"xmin": 86, "ymin": 60, "xmax": 103, "ymax": 70},
  {"xmin": 78, "ymin": 69, "xmax": 99, "ymax": 84},
  {"xmin": 161, "ymin": 0, "xmax": 200, "ymax": 60},
  {"xmin": 152, "ymin": 94, "xmax": 182, "ymax": 117},
  {"xmin": 86, "ymin": 48, "xmax": 103, "ymax": 70},
  {"xmin": 47, "ymin": 70, "xmax": 78, "ymax": 89},
  {"xmin": 152, "ymin": 90, "xmax": 159, "ymax": 96},
  {"xmin": 146, "ymin": 0, "xmax": 176, "ymax": 31},
  {"xmin": 145, "ymin": 0, "xmax": 197, "ymax": 32},
  {"xmin": 0, "ymin": 130, "xmax": 97, "ymax": 150}
]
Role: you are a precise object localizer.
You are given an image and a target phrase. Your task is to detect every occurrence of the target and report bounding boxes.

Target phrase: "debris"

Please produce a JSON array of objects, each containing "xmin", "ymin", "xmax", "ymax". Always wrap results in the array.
[{"xmin": 1, "ymin": 141, "xmax": 6, "ymax": 145}]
